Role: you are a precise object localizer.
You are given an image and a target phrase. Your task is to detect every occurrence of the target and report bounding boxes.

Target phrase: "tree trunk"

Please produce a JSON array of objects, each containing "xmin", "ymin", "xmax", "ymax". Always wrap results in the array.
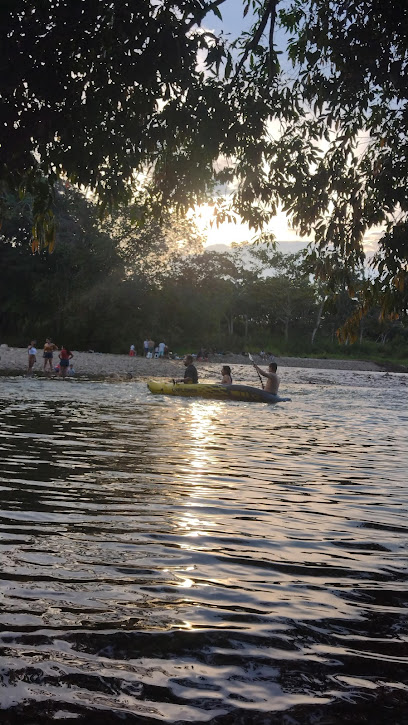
[
  {"xmin": 311, "ymin": 297, "xmax": 326, "ymax": 345},
  {"xmin": 277, "ymin": 315, "xmax": 290, "ymax": 343},
  {"xmin": 284, "ymin": 317, "xmax": 289, "ymax": 343},
  {"xmin": 244, "ymin": 314, "xmax": 249, "ymax": 340},
  {"xmin": 223, "ymin": 314, "xmax": 234, "ymax": 335}
]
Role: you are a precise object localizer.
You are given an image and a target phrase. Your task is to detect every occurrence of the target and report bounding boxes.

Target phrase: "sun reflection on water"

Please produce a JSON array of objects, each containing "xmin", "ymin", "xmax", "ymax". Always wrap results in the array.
[
  {"xmin": 174, "ymin": 401, "xmax": 224, "ymax": 545},
  {"xmin": 178, "ymin": 400, "xmax": 222, "ymax": 478}
]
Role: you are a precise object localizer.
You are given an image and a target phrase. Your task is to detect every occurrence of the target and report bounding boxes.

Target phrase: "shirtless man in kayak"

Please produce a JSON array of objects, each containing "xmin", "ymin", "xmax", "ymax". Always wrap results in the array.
[{"xmin": 253, "ymin": 361, "xmax": 280, "ymax": 394}]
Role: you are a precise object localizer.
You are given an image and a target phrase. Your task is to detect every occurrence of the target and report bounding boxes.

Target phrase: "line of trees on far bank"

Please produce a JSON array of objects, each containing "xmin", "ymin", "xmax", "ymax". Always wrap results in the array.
[{"xmin": 1, "ymin": 186, "xmax": 407, "ymax": 363}]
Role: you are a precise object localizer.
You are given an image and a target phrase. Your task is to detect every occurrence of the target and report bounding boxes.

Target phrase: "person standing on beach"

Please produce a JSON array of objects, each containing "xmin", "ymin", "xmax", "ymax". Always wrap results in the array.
[
  {"xmin": 43, "ymin": 338, "xmax": 58, "ymax": 372},
  {"xmin": 58, "ymin": 345, "xmax": 73, "ymax": 378},
  {"xmin": 175, "ymin": 355, "xmax": 198, "ymax": 384},
  {"xmin": 27, "ymin": 340, "xmax": 37, "ymax": 375},
  {"xmin": 253, "ymin": 361, "xmax": 280, "ymax": 394},
  {"xmin": 147, "ymin": 338, "xmax": 155, "ymax": 357},
  {"xmin": 143, "ymin": 338, "xmax": 149, "ymax": 357}
]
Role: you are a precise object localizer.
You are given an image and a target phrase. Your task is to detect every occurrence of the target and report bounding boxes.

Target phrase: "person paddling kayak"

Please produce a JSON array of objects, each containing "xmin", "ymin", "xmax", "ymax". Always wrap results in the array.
[{"xmin": 253, "ymin": 361, "xmax": 280, "ymax": 394}]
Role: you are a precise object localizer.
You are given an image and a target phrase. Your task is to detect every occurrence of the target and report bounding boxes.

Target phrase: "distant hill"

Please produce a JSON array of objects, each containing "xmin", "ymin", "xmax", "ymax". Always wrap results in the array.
[
  {"xmin": 205, "ymin": 241, "xmax": 309, "ymax": 255},
  {"xmin": 205, "ymin": 237, "xmax": 378, "ymax": 261}
]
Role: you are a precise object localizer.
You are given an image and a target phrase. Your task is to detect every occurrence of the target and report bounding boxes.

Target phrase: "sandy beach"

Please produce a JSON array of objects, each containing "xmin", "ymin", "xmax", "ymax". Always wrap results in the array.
[{"xmin": 0, "ymin": 345, "xmax": 406, "ymax": 378}]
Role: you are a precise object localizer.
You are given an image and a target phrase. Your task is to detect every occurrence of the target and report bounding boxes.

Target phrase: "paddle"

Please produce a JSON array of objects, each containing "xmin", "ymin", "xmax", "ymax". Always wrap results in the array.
[{"xmin": 248, "ymin": 353, "xmax": 264, "ymax": 389}]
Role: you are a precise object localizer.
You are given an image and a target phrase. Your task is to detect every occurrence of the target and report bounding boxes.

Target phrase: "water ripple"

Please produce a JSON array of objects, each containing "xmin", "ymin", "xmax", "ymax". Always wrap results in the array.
[{"xmin": 0, "ymin": 370, "xmax": 407, "ymax": 723}]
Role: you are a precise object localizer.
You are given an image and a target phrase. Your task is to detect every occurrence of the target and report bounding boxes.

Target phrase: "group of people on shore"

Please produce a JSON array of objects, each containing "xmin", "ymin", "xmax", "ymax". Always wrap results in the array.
[
  {"xmin": 142, "ymin": 338, "xmax": 169, "ymax": 358},
  {"xmin": 129, "ymin": 339, "xmax": 170, "ymax": 358},
  {"xmin": 175, "ymin": 355, "xmax": 280, "ymax": 394},
  {"xmin": 27, "ymin": 339, "xmax": 75, "ymax": 378}
]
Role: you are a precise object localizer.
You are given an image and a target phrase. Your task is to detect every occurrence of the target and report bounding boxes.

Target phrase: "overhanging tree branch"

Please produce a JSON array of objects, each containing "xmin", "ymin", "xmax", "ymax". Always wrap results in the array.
[{"xmin": 232, "ymin": 0, "xmax": 279, "ymax": 81}]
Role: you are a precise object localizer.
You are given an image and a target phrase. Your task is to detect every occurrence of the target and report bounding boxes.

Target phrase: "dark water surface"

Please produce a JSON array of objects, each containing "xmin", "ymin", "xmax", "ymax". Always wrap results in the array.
[{"xmin": 0, "ymin": 368, "xmax": 407, "ymax": 724}]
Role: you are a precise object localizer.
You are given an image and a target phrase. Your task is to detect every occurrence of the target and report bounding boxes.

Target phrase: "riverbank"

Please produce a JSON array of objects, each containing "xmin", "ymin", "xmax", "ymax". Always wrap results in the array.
[{"xmin": 1, "ymin": 345, "xmax": 406, "ymax": 378}]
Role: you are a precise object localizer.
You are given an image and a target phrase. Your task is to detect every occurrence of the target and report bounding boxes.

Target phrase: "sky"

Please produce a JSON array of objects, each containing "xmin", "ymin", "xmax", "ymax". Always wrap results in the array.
[
  {"xmin": 192, "ymin": 203, "xmax": 312, "ymax": 249},
  {"xmin": 207, "ymin": 0, "xmax": 253, "ymax": 36}
]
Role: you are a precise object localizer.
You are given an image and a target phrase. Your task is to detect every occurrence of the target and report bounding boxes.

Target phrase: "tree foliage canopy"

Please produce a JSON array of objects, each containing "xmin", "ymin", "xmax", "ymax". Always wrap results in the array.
[
  {"xmin": 1, "ymin": 0, "xmax": 407, "ymax": 321},
  {"xmin": 2, "ymin": 188, "xmax": 406, "ymax": 358},
  {"xmin": 1, "ymin": 1, "xmax": 228, "ymax": 233}
]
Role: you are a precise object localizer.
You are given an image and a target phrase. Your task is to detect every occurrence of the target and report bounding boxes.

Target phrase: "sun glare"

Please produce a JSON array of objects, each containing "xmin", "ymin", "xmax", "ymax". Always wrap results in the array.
[{"xmin": 190, "ymin": 203, "xmax": 311, "ymax": 248}]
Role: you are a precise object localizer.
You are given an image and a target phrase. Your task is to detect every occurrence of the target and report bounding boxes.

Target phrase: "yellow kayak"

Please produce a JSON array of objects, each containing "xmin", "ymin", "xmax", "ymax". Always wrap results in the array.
[{"xmin": 147, "ymin": 380, "xmax": 291, "ymax": 404}]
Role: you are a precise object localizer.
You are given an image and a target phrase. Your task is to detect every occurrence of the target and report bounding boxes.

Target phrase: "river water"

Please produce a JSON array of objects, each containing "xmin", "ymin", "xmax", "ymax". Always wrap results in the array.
[{"xmin": 0, "ymin": 367, "xmax": 407, "ymax": 724}]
